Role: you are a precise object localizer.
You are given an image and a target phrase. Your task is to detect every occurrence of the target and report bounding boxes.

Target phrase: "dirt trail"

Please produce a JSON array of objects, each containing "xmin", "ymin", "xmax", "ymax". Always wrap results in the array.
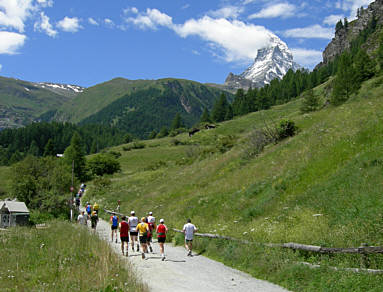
[{"xmin": 91, "ymin": 216, "xmax": 290, "ymax": 292}]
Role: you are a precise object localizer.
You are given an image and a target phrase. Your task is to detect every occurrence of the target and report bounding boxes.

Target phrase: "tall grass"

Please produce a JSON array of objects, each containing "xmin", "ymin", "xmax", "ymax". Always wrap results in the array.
[{"xmin": 0, "ymin": 221, "xmax": 147, "ymax": 292}]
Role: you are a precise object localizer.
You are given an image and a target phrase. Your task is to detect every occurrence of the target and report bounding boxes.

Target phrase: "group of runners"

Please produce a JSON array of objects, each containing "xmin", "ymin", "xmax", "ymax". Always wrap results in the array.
[
  {"xmin": 110, "ymin": 211, "xmax": 169, "ymax": 260},
  {"xmin": 77, "ymin": 195, "xmax": 198, "ymax": 261}
]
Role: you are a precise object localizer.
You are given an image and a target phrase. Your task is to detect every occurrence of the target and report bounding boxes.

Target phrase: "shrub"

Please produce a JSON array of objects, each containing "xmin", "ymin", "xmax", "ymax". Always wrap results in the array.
[
  {"xmin": 170, "ymin": 138, "xmax": 182, "ymax": 146},
  {"xmin": 300, "ymin": 89, "xmax": 320, "ymax": 113},
  {"xmin": 87, "ymin": 154, "xmax": 121, "ymax": 176},
  {"xmin": 242, "ymin": 129, "xmax": 269, "ymax": 159},
  {"xmin": 216, "ymin": 135, "xmax": 237, "ymax": 153},
  {"xmin": 144, "ymin": 160, "xmax": 167, "ymax": 171},
  {"xmin": 277, "ymin": 120, "xmax": 298, "ymax": 140},
  {"xmin": 107, "ymin": 150, "xmax": 121, "ymax": 159},
  {"xmin": 132, "ymin": 141, "xmax": 146, "ymax": 149}
]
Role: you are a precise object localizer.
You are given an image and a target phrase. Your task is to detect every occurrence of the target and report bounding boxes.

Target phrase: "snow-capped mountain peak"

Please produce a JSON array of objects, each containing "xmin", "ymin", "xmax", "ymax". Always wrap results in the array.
[
  {"xmin": 224, "ymin": 36, "xmax": 300, "ymax": 90},
  {"xmin": 35, "ymin": 82, "xmax": 85, "ymax": 95}
]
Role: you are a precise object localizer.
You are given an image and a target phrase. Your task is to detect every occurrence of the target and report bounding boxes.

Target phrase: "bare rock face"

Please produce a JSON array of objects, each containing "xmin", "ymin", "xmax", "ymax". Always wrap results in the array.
[{"xmin": 321, "ymin": 0, "xmax": 383, "ymax": 66}]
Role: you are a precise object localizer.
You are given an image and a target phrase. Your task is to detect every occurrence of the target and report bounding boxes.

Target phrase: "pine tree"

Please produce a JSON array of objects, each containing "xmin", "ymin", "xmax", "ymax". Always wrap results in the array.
[
  {"xmin": 300, "ymin": 89, "xmax": 319, "ymax": 113},
  {"xmin": 232, "ymin": 89, "xmax": 246, "ymax": 116},
  {"xmin": 335, "ymin": 20, "xmax": 344, "ymax": 31},
  {"xmin": 28, "ymin": 140, "xmax": 40, "ymax": 157},
  {"xmin": 225, "ymin": 105, "xmax": 234, "ymax": 121},
  {"xmin": 170, "ymin": 113, "xmax": 183, "ymax": 130},
  {"xmin": 63, "ymin": 132, "xmax": 86, "ymax": 181},
  {"xmin": 331, "ymin": 52, "xmax": 358, "ymax": 105},
  {"xmin": 148, "ymin": 130, "xmax": 157, "ymax": 139},
  {"xmin": 43, "ymin": 139, "xmax": 55, "ymax": 156},
  {"xmin": 211, "ymin": 93, "xmax": 229, "ymax": 122},
  {"xmin": 156, "ymin": 127, "xmax": 169, "ymax": 139},
  {"xmin": 354, "ymin": 49, "xmax": 376, "ymax": 82},
  {"xmin": 200, "ymin": 108, "xmax": 211, "ymax": 123},
  {"xmin": 344, "ymin": 17, "xmax": 349, "ymax": 29}
]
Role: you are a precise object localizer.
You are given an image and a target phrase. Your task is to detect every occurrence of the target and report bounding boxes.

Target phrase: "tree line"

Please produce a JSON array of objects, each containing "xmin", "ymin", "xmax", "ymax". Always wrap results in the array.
[{"xmin": 0, "ymin": 122, "xmax": 127, "ymax": 165}]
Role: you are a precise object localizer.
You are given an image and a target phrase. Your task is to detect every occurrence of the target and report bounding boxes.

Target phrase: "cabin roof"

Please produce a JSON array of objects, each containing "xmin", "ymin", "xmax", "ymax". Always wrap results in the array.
[{"xmin": 0, "ymin": 201, "xmax": 29, "ymax": 213}]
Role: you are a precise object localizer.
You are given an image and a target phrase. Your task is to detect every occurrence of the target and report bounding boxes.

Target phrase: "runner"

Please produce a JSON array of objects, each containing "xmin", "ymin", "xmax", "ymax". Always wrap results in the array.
[
  {"xmin": 110, "ymin": 212, "xmax": 119, "ymax": 243},
  {"xmin": 182, "ymin": 218, "xmax": 197, "ymax": 256},
  {"xmin": 75, "ymin": 195, "xmax": 80, "ymax": 211},
  {"xmin": 146, "ymin": 211, "xmax": 156, "ymax": 253},
  {"xmin": 119, "ymin": 216, "xmax": 130, "ymax": 256},
  {"xmin": 77, "ymin": 211, "xmax": 88, "ymax": 226},
  {"xmin": 90, "ymin": 211, "xmax": 98, "ymax": 232},
  {"xmin": 85, "ymin": 202, "xmax": 92, "ymax": 217},
  {"xmin": 156, "ymin": 218, "xmax": 168, "ymax": 261},
  {"xmin": 136, "ymin": 217, "xmax": 150, "ymax": 259},
  {"xmin": 128, "ymin": 211, "xmax": 139, "ymax": 252},
  {"xmin": 93, "ymin": 202, "xmax": 99, "ymax": 214}
]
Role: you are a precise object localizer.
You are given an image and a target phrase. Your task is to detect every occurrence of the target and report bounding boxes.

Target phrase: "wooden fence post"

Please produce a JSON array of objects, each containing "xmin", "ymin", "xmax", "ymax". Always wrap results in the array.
[{"xmin": 360, "ymin": 243, "xmax": 370, "ymax": 268}]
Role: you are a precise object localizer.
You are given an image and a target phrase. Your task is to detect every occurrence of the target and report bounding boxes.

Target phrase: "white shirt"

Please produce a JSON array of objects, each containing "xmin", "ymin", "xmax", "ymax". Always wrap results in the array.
[
  {"xmin": 78, "ymin": 214, "xmax": 87, "ymax": 225},
  {"xmin": 183, "ymin": 223, "xmax": 197, "ymax": 240},
  {"xmin": 128, "ymin": 216, "xmax": 138, "ymax": 232},
  {"xmin": 147, "ymin": 215, "xmax": 155, "ymax": 224}
]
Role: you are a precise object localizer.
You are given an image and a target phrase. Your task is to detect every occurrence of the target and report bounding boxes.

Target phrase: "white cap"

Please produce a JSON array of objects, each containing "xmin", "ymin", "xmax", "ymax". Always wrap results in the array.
[
  {"xmin": 131, "ymin": 211, "xmax": 135, "ymax": 215},
  {"xmin": 148, "ymin": 211, "xmax": 153, "ymax": 215},
  {"xmin": 160, "ymin": 218, "xmax": 164, "ymax": 223}
]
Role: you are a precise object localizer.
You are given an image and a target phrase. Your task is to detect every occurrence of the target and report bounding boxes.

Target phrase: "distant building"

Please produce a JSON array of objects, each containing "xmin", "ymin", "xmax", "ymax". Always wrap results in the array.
[{"xmin": 0, "ymin": 200, "xmax": 30, "ymax": 228}]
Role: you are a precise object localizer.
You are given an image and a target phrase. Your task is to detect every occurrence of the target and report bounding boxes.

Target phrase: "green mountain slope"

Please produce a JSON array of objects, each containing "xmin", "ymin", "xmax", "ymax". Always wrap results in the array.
[
  {"xmin": 74, "ymin": 78, "xmax": 231, "ymax": 137},
  {"xmin": 85, "ymin": 76, "xmax": 383, "ymax": 291},
  {"xmin": 0, "ymin": 76, "xmax": 76, "ymax": 129}
]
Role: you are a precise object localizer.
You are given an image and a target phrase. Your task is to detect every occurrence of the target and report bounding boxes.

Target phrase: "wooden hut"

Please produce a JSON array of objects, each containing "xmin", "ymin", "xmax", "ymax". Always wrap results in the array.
[{"xmin": 0, "ymin": 200, "xmax": 30, "ymax": 228}]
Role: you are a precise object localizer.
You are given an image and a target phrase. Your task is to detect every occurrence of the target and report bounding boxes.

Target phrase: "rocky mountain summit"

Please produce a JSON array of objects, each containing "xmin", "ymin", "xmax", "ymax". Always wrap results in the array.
[
  {"xmin": 320, "ymin": 0, "xmax": 383, "ymax": 67},
  {"xmin": 224, "ymin": 36, "xmax": 300, "ymax": 91}
]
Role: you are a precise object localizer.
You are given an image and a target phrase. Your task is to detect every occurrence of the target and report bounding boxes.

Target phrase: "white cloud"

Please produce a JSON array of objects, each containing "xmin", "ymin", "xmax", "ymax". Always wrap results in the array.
[
  {"xmin": 249, "ymin": 3, "xmax": 297, "ymax": 19},
  {"xmin": 104, "ymin": 18, "xmax": 114, "ymax": 27},
  {"xmin": 0, "ymin": 0, "xmax": 35, "ymax": 32},
  {"xmin": 34, "ymin": 11, "xmax": 57, "ymax": 37},
  {"xmin": 57, "ymin": 16, "xmax": 82, "ymax": 32},
  {"xmin": 174, "ymin": 17, "xmax": 275, "ymax": 63},
  {"xmin": 126, "ymin": 8, "xmax": 173, "ymax": 30},
  {"xmin": 283, "ymin": 25, "xmax": 333, "ymax": 39},
  {"xmin": 0, "ymin": 31, "xmax": 26, "ymax": 54},
  {"xmin": 126, "ymin": 8, "xmax": 284, "ymax": 63},
  {"xmin": 291, "ymin": 48, "xmax": 322, "ymax": 67},
  {"xmin": 208, "ymin": 6, "xmax": 244, "ymax": 19},
  {"xmin": 0, "ymin": 64, "xmax": 2, "ymax": 71},
  {"xmin": 323, "ymin": 14, "xmax": 344, "ymax": 26},
  {"xmin": 88, "ymin": 17, "xmax": 98, "ymax": 26},
  {"xmin": 36, "ymin": 0, "xmax": 53, "ymax": 8}
]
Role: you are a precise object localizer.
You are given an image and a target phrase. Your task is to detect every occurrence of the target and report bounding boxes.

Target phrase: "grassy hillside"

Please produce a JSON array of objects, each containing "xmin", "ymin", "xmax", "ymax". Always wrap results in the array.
[
  {"xmin": 0, "ymin": 76, "xmax": 74, "ymax": 129},
  {"xmin": 0, "ymin": 221, "xmax": 147, "ymax": 291},
  {"xmin": 84, "ymin": 75, "xmax": 383, "ymax": 291}
]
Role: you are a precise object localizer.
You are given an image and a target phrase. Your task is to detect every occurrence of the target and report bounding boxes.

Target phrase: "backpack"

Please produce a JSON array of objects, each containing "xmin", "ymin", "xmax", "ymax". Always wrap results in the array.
[{"xmin": 86, "ymin": 205, "xmax": 91, "ymax": 212}]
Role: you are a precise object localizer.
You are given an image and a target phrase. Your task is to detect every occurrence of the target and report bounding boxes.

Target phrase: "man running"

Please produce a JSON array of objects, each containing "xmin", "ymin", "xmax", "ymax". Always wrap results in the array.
[
  {"xmin": 146, "ymin": 212, "xmax": 156, "ymax": 253},
  {"xmin": 90, "ymin": 211, "xmax": 98, "ymax": 232},
  {"xmin": 183, "ymin": 218, "xmax": 197, "ymax": 256},
  {"xmin": 156, "ymin": 218, "xmax": 168, "ymax": 261},
  {"xmin": 119, "ymin": 216, "xmax": 130, "ymax": 256},
  {"xmin": 128, "ymin": 211, "xmax": 139, "ymax": 252},
  {"xmin": 136, "ymin": 217, "xmax": 150, "ymax": 259},
  {"xmin": 93, "ymin": 202, "xmax": 99, "ymax": 214},
  {"xmin": 85, "ymin": 202, "xmax": 92, "ymax": 217},
  {"xmin": 77, "ymin": 211, "xmax": 88, "ymax": 226},
  {"xmin": 110, "ymin": 213, "xmax": 119, "ymax": 243}
]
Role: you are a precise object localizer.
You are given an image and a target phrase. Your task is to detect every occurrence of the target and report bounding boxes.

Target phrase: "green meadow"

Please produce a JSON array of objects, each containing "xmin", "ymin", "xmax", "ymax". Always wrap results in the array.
[
  {"xmin": 85, "ymin": 76, "xmax": 383, "ymax": 291},
  {"xmin": 0, "ymin": 221, "xmax": 147, "ymax": 292}
]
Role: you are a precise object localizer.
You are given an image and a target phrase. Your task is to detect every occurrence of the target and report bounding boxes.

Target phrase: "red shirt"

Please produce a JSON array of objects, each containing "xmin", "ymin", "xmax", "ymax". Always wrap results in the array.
[
  {"xmin": 120, "ymin": 221, "xmax": 129, "ymax": 238},
  {"xmin": 157, "ymin": 224, "xmax": 167, "ymax": 238}
]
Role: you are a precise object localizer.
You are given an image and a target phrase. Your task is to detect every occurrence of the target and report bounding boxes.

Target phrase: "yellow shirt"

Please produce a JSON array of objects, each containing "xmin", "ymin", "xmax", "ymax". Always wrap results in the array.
[
  {"xmin": 136, "ymin": 223, "xmax": 148, "ymax": 236},
  {"xmin": 93, "ymin": 203, "xmax": 99, "ymax": 210}
]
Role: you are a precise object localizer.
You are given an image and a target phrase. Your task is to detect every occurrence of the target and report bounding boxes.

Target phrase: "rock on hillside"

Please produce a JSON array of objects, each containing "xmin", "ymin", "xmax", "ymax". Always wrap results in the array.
[{"xmin": 320, "ymin": 0, "xmax": 383, "ymax": 66}]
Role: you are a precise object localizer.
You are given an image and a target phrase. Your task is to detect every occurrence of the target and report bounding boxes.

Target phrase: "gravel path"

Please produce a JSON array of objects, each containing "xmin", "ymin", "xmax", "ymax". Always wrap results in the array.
[{"xmin": 90, "ymin": 216, "xmax": 290, "ymax": 292}]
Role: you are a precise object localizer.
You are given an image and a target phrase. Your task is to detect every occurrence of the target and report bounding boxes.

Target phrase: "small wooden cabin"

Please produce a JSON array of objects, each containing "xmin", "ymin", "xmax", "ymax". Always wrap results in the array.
[{"xmin": 0, "ymin": 200, "xmax": 30, "ymax": 228}]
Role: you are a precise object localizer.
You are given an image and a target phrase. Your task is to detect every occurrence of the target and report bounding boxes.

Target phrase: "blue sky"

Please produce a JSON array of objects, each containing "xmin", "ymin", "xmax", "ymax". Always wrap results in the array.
[{"xmin": 0, "ymin": 0, "xmax": 375, "ymax": 87}]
